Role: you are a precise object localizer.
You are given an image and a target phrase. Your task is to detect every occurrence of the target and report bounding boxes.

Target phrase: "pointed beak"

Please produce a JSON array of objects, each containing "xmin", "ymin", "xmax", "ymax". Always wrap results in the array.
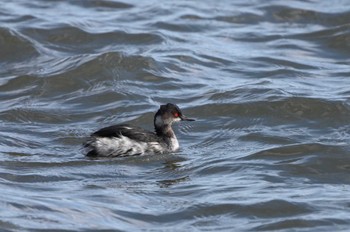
[{"xmin": 180, "ymin": 115, "xmax": 195, "ymax": 121}]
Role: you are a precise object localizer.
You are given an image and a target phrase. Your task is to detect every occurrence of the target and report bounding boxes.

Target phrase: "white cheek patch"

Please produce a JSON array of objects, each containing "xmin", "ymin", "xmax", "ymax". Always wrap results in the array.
[{"xmin": 155, "ymin": 115, "xmax": 164, "ymax": 127}]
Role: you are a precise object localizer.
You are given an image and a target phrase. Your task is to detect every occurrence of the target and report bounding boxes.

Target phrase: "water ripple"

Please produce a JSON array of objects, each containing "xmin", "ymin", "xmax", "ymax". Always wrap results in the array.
[{"xmin": 1, "ymin": 0, "xmax": 350, "ymax": 231}]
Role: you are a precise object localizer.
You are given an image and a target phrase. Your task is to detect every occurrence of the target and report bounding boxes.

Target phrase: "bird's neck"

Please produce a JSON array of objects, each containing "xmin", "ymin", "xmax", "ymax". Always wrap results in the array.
[{"xmin": 155, "ymin": 123, "xmax": 174, "ymax": 138}]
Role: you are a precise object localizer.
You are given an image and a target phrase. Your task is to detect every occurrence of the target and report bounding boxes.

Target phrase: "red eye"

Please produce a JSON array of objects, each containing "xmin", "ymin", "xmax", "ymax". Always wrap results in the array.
[{"xmin": 173, "ymin": 112, "xmax": 179, "ymax": 117}]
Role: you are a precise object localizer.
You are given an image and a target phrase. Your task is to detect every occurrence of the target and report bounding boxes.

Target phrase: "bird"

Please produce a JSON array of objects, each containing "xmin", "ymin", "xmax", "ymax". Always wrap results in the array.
[{"xmin": 84, "ymin": 103, "xmax": 195, "ymax": 157}]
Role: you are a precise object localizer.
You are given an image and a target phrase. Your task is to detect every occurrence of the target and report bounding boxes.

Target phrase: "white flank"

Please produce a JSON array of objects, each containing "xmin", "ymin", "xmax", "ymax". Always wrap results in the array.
[
  {"xmin": 94, "ymin": 135, "xmax": 148, "ymax": 157},
  {"xmin": 86, "ymin": 135, "xmax": 172, "ymax": 157}
]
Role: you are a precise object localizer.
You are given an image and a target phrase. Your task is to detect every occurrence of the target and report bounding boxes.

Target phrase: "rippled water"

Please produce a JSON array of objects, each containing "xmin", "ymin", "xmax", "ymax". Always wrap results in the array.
[{"xmin": 1, "ymin": 0, "xmax": 350, "ymax": 231}]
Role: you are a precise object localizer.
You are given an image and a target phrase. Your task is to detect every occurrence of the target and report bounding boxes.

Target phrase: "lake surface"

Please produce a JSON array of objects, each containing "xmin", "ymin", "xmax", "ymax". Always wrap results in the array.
[{"xmin": 1, "ymin": 0, "xmax": 350, "ymax": 231}]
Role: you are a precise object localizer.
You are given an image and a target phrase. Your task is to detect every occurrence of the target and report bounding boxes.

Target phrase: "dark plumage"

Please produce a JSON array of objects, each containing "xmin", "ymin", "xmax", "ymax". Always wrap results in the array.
[{"xmin": 84, "ymin": 103, "xmax": 195, "ymax": 157}]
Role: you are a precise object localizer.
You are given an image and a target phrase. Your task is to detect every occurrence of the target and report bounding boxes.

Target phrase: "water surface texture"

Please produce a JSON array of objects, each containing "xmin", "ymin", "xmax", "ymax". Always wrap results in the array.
[{"xmin": 1, "ymin": 0, "xmax": 350, "ymax": 231}]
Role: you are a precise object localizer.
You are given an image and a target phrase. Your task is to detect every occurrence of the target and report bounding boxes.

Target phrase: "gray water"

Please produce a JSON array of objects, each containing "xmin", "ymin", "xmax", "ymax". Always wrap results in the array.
[{"xmin": 1, "ymin": 0, "xmax": 350, "ymax": 231}]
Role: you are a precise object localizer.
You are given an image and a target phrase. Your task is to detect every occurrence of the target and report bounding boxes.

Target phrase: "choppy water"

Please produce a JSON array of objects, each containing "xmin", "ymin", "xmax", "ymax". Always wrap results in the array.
[{"xmin": 1, "ymin": 0, "xmax": 350, "ymax": 231}]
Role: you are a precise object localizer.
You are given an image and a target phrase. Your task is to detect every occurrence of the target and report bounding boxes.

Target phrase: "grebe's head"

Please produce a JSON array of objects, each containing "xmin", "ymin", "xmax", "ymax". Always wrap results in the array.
[{"xmin": 154, "ymin": 103, "xmax": 195, "ymax": 128}]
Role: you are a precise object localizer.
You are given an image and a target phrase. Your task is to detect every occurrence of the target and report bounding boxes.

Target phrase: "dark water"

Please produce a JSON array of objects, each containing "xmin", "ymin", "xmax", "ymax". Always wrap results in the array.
[{"xmin": 1, "ymin": 0, "xmax": 350, "ymax": 231}]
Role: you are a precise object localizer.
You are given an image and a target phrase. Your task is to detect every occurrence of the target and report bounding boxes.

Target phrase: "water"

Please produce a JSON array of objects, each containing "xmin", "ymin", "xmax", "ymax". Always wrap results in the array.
[{"xmin": 1, "ymin": 0, "xmax": 350, "ymax": 231}]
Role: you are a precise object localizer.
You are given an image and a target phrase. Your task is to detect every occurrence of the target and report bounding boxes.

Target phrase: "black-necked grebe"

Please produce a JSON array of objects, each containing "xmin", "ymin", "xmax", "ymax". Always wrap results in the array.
[{"xmin": 84, "ymin": 103, "xmax": 195, "ymax": 157}]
